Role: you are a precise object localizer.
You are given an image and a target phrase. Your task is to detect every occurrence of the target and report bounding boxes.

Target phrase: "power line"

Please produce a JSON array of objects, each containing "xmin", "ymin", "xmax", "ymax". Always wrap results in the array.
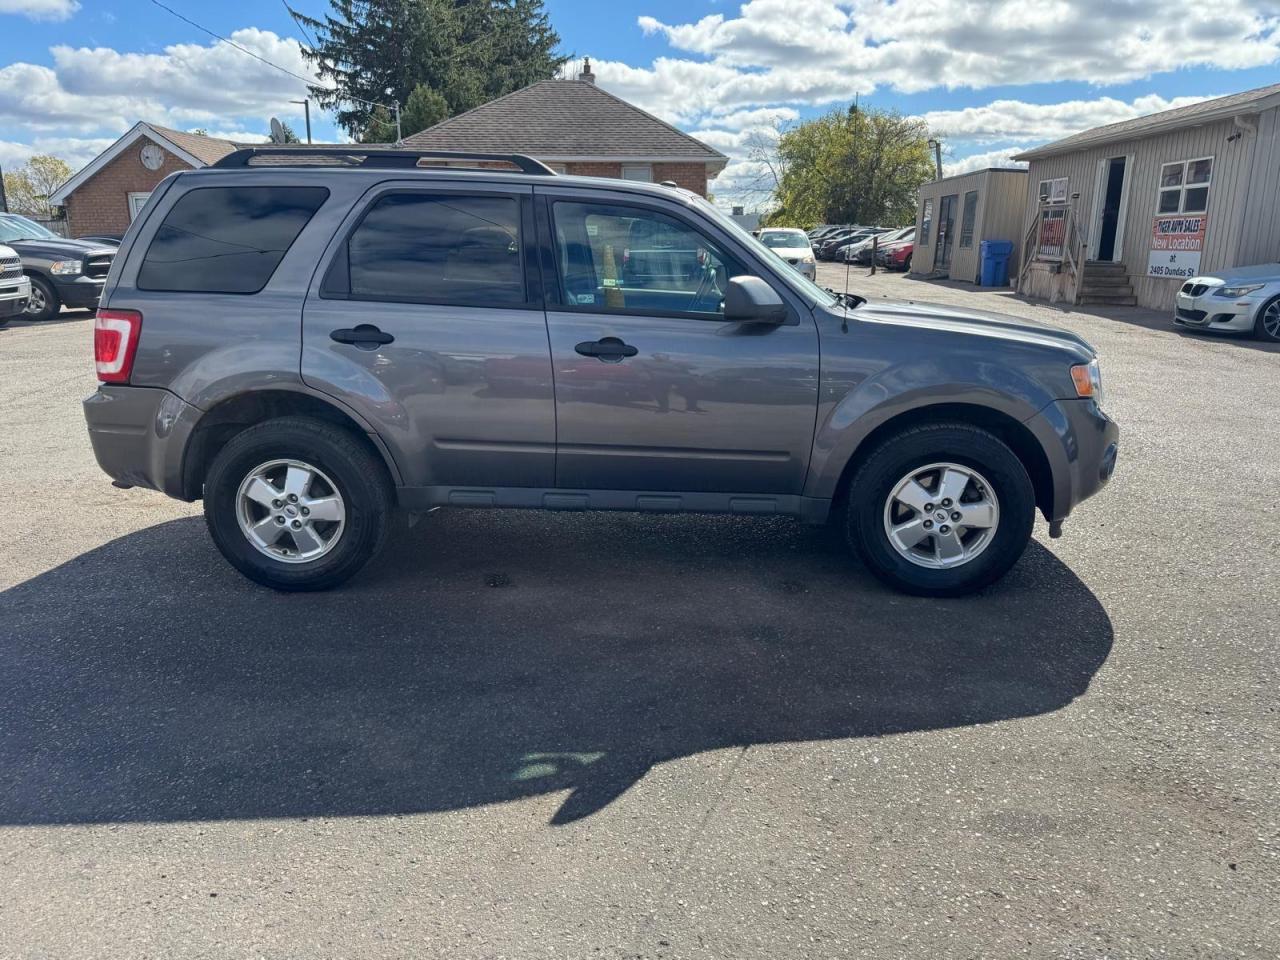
[{"xmin": 146, "ymin": 0, "xmax": 390, "ymax": 112}]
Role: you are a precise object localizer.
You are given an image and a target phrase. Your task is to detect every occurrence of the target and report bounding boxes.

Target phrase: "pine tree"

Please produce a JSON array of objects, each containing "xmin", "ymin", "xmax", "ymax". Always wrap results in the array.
[{"xmin": 289, "ymin": 0, "xmax": 566, "ymax": 140}]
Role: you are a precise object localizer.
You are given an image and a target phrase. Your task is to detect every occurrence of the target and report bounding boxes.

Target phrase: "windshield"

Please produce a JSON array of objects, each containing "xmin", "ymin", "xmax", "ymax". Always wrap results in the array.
[
  {"xmin": 758, "ymin": 230, "xmax": 809, "ymax": 249},
  {"xmin": 691, "ymin": 198, "xmax": 837, "ymax": 307},
  {"xmin": 0, "ymin": 215, "xmax": 59, "ymax": 242}
]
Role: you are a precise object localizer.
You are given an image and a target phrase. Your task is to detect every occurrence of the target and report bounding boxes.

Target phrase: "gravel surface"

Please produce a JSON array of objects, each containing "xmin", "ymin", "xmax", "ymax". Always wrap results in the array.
[{"xmin": 0, "ymin": 276, "xmax": 1276, "ymax": 959}]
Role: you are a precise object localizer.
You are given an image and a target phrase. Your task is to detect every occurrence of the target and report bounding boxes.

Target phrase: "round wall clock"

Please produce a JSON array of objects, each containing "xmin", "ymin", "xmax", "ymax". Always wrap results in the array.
[{"xmin": 140, "ymin": 143, "xmax": 165, "ymax": 171}]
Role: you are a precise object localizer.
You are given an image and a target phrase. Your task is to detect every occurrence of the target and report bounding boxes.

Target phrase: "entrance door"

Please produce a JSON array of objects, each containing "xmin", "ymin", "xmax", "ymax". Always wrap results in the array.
[
  {"xmin": 936, "ymin": 194, "xmax": 958, "ymax": 270},
  {"xmin": 538, "ymin": 190, "xmax": 819, "ymax": 495},
  {"xmin": 1095, "ymin": 157, "xmax": 1127, "ymax": 262}
]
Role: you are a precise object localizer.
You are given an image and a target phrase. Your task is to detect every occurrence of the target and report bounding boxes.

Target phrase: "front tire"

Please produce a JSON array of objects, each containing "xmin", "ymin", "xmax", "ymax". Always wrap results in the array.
[
  {"xmin": 1255, "ymin": 296, "xmax": 1280, "ymax": 342},
  {"xmin": 203, "ymin": 417, "xmax": 392, "ymax": 591},
  {"xmin": 24, "ymin": 276, "xmax": 59, "ymax": 321},
  {"xmin": 845, "ymin": 423, "xmax": 1035, "ymax": 596}
]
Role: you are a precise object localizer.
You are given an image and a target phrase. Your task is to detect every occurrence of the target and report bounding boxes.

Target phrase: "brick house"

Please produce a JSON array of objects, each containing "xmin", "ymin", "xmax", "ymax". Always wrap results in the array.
[
  {"xmin": 49, "ymin": 123, "xmax": 242, "ymax": 237},
  {"xmin": 399, "ymin": 62, "xmax": 727, "ymax": 194}
]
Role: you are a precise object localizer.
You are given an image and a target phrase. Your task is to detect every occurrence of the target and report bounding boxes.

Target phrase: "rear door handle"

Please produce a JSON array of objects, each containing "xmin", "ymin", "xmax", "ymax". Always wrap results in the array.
[
  {"xmin": 574, "ymin": 337, "xmax": 638, "ymax": 362},
  {"xmin": 330, "ymin": 324, "xmax": 395, "ymax": 349}
]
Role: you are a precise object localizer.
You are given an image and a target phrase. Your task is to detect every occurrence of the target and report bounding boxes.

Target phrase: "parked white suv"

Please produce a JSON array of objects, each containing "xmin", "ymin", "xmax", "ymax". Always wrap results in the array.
[
  {"xmin": 1173, "ymin": 263, "xmax": 1280, "ymax": 341},
  {"xmin": 0, "ymin": 244, "xmax": 31, "ymax": 325}
]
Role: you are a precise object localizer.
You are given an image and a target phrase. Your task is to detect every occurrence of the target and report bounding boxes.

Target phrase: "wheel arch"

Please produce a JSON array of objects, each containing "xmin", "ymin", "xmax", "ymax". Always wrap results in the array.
[
  {"xmin": 180, "ymin": 388, "xmax": 403, "ymax": 501},
  {"xmin": 830, "ymin": 402, "xmax": 1055, "ymax": 520}
]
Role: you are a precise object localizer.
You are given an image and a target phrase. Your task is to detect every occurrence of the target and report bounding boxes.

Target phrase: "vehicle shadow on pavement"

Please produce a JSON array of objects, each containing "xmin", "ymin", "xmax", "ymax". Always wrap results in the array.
[{"xmin": 0, "ymin": 510, "xmax": 1112, "ymax": 826}]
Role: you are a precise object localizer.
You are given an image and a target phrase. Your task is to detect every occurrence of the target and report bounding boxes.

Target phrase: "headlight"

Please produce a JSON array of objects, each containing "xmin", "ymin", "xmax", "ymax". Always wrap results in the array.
[
  {"xmin": 802, "ymin": 254, "xmax": 815, "ymax": 264},
  {"xmin": 50, "ymin": 260, "xmax": 82, "ymax": 276},
  {"xmin": 1215, "ymin": 283, "xmax": 1266, "ymax": 297},
  {"xmin": 1070, "ymin": 359, "xmax": 1105, "ymax": 409}
]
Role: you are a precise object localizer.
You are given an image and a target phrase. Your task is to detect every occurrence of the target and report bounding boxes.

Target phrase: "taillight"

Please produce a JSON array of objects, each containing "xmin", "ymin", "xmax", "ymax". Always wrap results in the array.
[{"xmin": 94, "ymin": 309, "xmax": 142, "ymax": 383}]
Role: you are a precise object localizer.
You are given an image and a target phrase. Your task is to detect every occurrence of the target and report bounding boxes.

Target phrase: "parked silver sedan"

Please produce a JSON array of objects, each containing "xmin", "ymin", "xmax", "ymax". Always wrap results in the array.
[
  {"xmin": 756, "ymin": 228, "xmax": 817, "ymax": 280},
  {"xmin": 1173, "ymin": 263, "xmax": 1280, "ymax": 341}
]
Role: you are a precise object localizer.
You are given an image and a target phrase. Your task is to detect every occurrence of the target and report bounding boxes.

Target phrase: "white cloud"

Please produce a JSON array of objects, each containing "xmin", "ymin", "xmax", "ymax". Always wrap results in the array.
[
  {"xmin": 0, "ymin": 0, "xmax": 78, "ymax": 22},
  {"xmin": 622, "ymin": 0, "xmax": 1280, "ymax": 119},
  {"xmin": 944, "ymin": 148, "xmax": 1030, "ymax": 177},
  {"xmin": 922, "ymin": 93, "xmax": 1214, "ymax": 146},
  {"xmin": 0, "ymin": 135, "xmax": 114, "ymax": 169},
  {"xmin": 0, "ymin": 30, "xmax": 316, "ymax": 136}
]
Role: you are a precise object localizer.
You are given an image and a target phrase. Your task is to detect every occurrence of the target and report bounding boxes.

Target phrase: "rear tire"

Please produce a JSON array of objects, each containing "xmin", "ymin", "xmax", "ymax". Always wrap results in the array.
[
  {"xmin": 24, "ymin": 276, "xmax": 59, "ymax": 321},
  {"xmin": 203, "ymin": 417, "xmax": 393, "ymax": 591},
  {"xmin": 845, "ymin": 423, "xmax": 1035, "ymax": 596}
]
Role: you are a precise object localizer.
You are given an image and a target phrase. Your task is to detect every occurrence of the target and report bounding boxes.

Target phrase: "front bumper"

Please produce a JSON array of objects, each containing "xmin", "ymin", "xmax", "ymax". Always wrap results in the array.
[
  {"xmin": 83, "ymin": 385, "xmax": 201, "ymax": 498},
  {"xmin": 52, "ymin": 274, "xmax": 106, "ymax": 309},
  {"xmin": 0, "ymin": 275, "xmax": 31, "ymax": 317},
  {"xmin": 1173, "ymin": 289, "xmax": 1260, "ymax": 333},
  {"xmin": 1024, "ymin": 398, "xmax": 1119, "ymax": 523},
  {"xmin": 787, "ymin": 260, "xmax": 816, "ymax": 280}
]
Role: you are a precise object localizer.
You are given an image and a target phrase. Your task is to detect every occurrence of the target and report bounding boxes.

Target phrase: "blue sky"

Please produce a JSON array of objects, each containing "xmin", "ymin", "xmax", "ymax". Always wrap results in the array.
[{"xmin": 3, "ymin": 0, "xmax": 1279, "ymax": 206}]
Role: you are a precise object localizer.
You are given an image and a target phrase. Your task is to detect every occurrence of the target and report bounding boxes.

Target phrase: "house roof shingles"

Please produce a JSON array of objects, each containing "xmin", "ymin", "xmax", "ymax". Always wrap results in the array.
[
  {"xmin": 400, "ymin": 79, "xmax": 726, "ymax": 163},
  {"xmin": 147, "ymin": 124, "xmax": 242, "ymax": 165},
  {"xmin": 1015, "ymin": 82, "xmax": 1280, "ymax": 161}
]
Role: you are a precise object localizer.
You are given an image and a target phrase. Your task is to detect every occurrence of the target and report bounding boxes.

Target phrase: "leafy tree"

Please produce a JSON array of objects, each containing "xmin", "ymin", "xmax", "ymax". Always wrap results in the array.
[
  {"xmin": 2, "ymin": 155, "xmax": 73, "ymax": 219},
  {"xmin": 763, "ymin": 106, "xmax": 935, "ymax": 228},
  {"xmin": 290, "ymin": 0, "xmax": 566, "ymax": 141},
  {"xmin": 401, "ymin": 83, "xmax": 449, "ymax": 136},
  {"xmin": 359, "ymin": 105, "xmax": 398, "ymax": 144}
]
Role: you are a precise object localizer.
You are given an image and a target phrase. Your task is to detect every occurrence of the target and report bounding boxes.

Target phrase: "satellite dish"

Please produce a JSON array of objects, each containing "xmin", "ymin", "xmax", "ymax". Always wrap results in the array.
[{"xmin": 269, "ymin": 117, "xmax": 285, "ymax": 143}]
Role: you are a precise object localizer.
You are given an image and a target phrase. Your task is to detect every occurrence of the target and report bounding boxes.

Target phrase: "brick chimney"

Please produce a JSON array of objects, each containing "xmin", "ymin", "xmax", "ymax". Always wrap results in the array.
[{"xmin": 579, "ymin": 57, "xmax": 595, "ymax": 84}]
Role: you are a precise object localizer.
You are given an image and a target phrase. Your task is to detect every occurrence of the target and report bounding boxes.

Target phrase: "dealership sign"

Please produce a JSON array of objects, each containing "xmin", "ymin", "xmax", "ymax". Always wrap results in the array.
[{"xmin": 1147, "ymin": 214, "xmax": 1207, "ymax": 279}]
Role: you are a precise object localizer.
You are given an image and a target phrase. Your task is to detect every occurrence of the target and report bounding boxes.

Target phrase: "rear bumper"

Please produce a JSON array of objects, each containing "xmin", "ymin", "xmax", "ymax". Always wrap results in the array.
[
  {"xmin": 83, "ymin": 385, "xmax": 200, "ymax": 498},
  {"xmin": 52, "ymin": 274, "xmax": 105, "ymax": 309},
  {"xmin": 1025, "ymin": 398, "xmax": 1119, "ymax": 522}
]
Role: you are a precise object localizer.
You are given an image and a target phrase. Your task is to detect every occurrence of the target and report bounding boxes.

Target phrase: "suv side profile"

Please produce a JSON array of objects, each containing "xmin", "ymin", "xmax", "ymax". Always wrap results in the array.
[{"xmin": 84, "ymin": 148, "xmax": 1119, "ymax": 596}]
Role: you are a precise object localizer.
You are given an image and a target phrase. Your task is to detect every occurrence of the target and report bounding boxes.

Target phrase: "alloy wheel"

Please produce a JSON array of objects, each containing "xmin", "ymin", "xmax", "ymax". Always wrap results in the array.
[
  {"xmin": 882, "ymin": 462, "xmax": 1000, "ymax": 569},
  {"xmin": 23, "ymin": 285, "xmax": 45, "ymax": 316},
  {"xmin": 1262, "ymin": 300, "xmax": 1280, "ymax": 340},
  {"xmin": 235, "ymin": 459, "xmax": 346, "ymax": 563}
]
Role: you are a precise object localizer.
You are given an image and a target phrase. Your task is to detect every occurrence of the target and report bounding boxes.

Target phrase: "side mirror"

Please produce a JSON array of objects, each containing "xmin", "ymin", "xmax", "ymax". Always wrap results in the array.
[{"xmin": 723, "ymin": 276, "xmax": 787, "ymax": 323}]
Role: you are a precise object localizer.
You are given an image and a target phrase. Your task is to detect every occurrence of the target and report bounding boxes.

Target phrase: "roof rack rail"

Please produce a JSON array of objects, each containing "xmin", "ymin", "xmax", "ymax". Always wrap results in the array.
[{"xmin": 211, "ymin": 146, "xmax": 557, "ymax": 175}]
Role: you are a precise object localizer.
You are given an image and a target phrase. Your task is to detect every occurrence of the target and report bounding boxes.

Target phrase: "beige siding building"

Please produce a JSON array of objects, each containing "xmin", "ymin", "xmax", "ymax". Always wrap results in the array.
[
  {"xmin": 911, "ymin": 168, "xmax": 1028, "ymax": 283},
  {"xmin": 1015, "ymin": 82, "xmax": 1280, "ymax": 309}
]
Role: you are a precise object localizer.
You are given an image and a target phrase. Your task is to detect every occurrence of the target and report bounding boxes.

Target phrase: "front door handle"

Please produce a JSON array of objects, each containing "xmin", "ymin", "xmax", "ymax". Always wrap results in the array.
[
  {"xmin": 331, "ymin": 324, "xmax": 395, "ymax": 349},
  {"xmin": 574, "ymin": 337, "xmax": 638, "ymax": 363}
]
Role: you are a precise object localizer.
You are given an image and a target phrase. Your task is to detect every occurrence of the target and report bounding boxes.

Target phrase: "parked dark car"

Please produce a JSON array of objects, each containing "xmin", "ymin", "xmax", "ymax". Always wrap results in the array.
[
  {"xmin": 816, "ymin": 229, "xmax": 868, "ymax": 260},
  {"xmin": 843, "ymin": 227, "xmax": 914, "ymax": 265},
  {"xmin": 0, "ymin": 214, "xmax": 116, "ymax": 320},
  {"xmin": 83, "ymin": 146, "xmax": 1117, "ymax": 597}
]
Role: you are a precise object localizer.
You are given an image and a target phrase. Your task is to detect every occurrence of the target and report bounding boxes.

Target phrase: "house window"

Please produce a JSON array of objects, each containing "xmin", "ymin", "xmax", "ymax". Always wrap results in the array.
[
  {"xmin": 920, "ymin": 198, "xmax": 933, "ymax": 245},
  {"xmin": 620, "ymin": 164, "xmax": 653, "ymax": 182},
  {"xmin": 1158, "ymin": 157, "xmax": 1212, "ymax": 214},
  {"xmin": 959, "ymin": 190, "xmax": 979, "ymax": 247},
  {"xmin": 545, "ymin": 163, "xmax": 568, "ymax": 174},
  {"xmin": 1038, "ymin": 177, "xmax": 1068, "ymax": 204}
]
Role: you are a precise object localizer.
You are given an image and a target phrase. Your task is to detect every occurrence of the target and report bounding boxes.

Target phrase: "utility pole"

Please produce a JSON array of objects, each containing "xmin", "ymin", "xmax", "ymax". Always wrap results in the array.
[
  {"xmin": 0, "ymin": 164, "xmax": 8, "ymax": 213},
  {"xmin": 393, "ymin": 100, "xmax": 402, "ymax": 144},
  {"xmin": 927, "ymin": 138, "xmax": 943, "ymax": 180},
  {"xmin": 290, "ymin": 99, "xmax": 312, "ymax": 143}
]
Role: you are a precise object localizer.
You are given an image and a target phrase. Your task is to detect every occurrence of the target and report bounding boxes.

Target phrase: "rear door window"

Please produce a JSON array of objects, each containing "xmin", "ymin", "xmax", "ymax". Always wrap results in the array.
[
  {"xmin": 336, "ymin": 193, "xmax": 525, "ymax": 306},
  {"xmin": 138, "ymin": 186, "xmax": 327, "ymax": 293}
]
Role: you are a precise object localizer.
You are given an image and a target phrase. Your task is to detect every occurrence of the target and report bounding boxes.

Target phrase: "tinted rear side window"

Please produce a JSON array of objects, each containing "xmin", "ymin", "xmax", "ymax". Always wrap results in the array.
[
  {"xmin": 341, "ymin": 193, "xmax": 524, "ymax": 306},
  {"xmin": 138, "ymin": 186, "xmax": 328, "ymax": 294}
]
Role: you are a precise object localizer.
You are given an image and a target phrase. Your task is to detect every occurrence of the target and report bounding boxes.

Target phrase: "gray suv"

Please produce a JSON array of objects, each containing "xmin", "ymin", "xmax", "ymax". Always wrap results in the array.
[{"xmin": 84, "ymin": 148, "xmax": 1118, "ymax": 596}]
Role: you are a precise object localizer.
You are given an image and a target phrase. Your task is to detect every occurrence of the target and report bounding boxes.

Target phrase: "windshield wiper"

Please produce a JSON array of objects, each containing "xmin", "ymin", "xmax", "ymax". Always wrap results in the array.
[{"xmin": 825, "ymin": 288, "xmax": 866, "ymax": 309}]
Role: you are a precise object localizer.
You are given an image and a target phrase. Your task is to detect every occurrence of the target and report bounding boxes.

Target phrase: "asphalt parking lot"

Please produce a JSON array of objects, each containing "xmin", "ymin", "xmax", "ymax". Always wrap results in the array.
[{"xmin": 1, "ymin": 275, "xmax": 1277, "ymax": 959}]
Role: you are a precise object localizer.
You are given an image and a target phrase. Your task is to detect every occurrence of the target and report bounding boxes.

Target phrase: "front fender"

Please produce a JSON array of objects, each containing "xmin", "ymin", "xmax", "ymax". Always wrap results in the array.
[{"xmin": 803, "ymin": 356, "xmax": 1054, "ymax": 500}]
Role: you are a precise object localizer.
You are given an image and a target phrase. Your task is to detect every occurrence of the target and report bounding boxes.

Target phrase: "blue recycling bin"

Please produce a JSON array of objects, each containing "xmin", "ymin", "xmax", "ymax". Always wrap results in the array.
[{"xmin": 980, "ymin": 239, "xmax": 1014, "ymax": 287}]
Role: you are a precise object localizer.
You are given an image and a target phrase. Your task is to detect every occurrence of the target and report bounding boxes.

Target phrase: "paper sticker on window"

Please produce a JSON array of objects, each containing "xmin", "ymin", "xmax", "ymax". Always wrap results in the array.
[
  {"xmin": 576, "ymin": 293, "xmax": 597, "ymax": 304},
  {"xmin": 586, "ymin": 224, "xmax": 599, "ymax": 237}
]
